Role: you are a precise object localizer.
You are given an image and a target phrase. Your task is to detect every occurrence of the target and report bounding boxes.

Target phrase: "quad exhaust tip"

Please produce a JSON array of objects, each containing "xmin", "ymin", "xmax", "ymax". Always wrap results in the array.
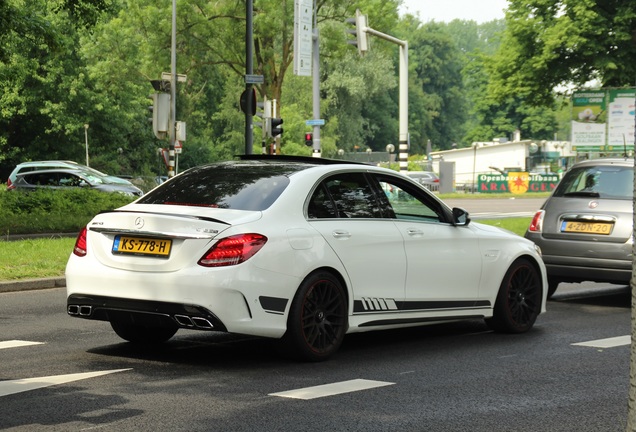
[
  {"xmin": 174, "ymin": 314, "xmax": 214, "ymax": 329},
  {"xmin": 67, "ymin": 305, "xmax": 214, "ymax": 330},
  {"xmin": 68, "ymin": 305, "xmax": 92, "ymax": 317}
]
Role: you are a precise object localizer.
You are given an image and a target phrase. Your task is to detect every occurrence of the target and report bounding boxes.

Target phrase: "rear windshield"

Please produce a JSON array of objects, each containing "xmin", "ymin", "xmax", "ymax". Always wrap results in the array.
[
  {"xmin": 137, "ymin": 162, "xmax": 300, "ymax": 211},
  {"xmin": 553, "ymin": 164, "xmax": 633, "ymax": 200}
]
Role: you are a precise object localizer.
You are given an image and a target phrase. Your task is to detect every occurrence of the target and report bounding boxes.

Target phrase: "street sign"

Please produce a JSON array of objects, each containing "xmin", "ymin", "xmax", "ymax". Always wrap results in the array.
[
  {"xmin": 293, "ymin": 0, "xmax": 313, "ymax": 76},
  {"xmin": 305, "ymin": 119, "xmax": 325, "ymax": 126},
  {"xmin": 244, "ymin": 74, "xmax": 264, "ymax": 84}
]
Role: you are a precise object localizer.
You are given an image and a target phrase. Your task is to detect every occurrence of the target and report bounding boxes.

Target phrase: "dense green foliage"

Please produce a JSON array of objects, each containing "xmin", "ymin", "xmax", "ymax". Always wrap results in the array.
[
  {"xmin": 1, "ymin": 0, "xmax": 632, "ymax": 180},
  {"xmin": 490, "ymin": 0, "xmax": 636, "ymax": 106},
  {"xmin": 0, "ymin": 188, "xmax": 134, "ymax": 235}
]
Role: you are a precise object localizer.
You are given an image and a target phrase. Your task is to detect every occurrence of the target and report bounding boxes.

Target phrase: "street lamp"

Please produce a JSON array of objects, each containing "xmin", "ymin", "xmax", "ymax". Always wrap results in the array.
[{"xmin": 83, "ymin": 124, "xmax": 89, "ymax": 167}]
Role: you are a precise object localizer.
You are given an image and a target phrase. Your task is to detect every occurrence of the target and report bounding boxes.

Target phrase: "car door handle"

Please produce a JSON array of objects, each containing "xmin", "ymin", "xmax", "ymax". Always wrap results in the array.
[
  {"xmin": 407, "ymin": 228, "xmax": 424, "ymax": 236},
  {"xmin": 332, "ymin": 230, "xmax": 351, "ymax": 239}
]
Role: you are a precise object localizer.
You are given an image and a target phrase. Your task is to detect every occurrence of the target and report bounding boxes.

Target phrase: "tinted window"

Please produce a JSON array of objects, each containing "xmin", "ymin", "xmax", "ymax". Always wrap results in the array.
[
  {"xmin": 137, "ymin": 162, "xmax": 299, "ymax": 211},
  {"xmin": 308, "ymin": 172, "xmax": 383, "ymax": 219},
  {"xmin": 554, "ymin": 164, "xmax": 633, "ymax": 200},
  {"xmin": 374, "ymin": 175, "xmax": 445, "ymax": 222}
]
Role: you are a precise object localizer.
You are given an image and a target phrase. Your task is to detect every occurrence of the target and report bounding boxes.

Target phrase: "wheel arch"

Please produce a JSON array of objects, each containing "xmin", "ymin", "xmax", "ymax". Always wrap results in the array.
[{"xmin": 297, "ymin": 266, "xmax": 351, "ymax": 309}]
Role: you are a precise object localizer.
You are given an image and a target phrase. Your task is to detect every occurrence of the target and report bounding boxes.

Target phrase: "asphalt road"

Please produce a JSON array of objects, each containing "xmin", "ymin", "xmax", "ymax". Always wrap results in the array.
[{"xmin": 0, "ymin": 282, "xmax": 630, "ymax": 431}]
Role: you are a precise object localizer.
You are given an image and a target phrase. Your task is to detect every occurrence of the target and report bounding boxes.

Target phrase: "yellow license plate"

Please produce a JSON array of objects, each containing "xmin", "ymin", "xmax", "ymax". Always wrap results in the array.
[
  {"xmin": 112, "ymin": 235, "xmax": 172, "ymax": 257},
  {"xmin": 561, "ymin": 221, "xmax": 613, "ymax": 235}
]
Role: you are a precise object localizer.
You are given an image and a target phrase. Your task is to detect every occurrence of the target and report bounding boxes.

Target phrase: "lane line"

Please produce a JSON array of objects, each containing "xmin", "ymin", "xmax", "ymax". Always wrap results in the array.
[
  {"xmin": 0, "ymin": 369, "xmax": 132, "ymax": 397},
  {"xmin": 0, "ymin": 340, "xmax": 45, "ymax": 350},
  {"xmin": 269, "ymin": 379, "xmax": 395, "ymax": 400},
  {"xmin": 572, "ymin": 335, "xmax": 631, "ymax": 348}
]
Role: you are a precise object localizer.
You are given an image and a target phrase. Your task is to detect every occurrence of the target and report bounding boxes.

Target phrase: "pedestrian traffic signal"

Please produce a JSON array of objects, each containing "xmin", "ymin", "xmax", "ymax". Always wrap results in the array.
[
  {"xmin": 269, "ymin": 118, "xmax": 284, "ymax": 138},
  {"xmin": 304, "ymin": 133, "xmax": 313, "ymax": 147}
]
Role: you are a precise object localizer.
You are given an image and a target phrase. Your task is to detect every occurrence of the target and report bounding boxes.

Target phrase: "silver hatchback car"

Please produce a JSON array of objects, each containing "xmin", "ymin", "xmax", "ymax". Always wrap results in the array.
[{"xmin": 525, "ymin": 157, "xmax": 633, "ymax": 297}]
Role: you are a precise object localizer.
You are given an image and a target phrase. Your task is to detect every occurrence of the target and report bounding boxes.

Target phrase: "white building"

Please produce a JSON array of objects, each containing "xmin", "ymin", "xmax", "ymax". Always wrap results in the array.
[{"xmin": 430, "ymin": 139, "xmax": 572, "ymax": 187}]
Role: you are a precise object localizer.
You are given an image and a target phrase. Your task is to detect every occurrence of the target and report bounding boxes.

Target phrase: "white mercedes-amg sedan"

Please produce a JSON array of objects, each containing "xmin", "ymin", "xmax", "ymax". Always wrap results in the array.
[{"xmin": 66, "ymin": 155, "xmax": 547, "ymax": 361}]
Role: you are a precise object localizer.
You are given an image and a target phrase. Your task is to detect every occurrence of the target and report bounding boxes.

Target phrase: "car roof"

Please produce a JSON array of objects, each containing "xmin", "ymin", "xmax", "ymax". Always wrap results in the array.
[
  {"xmin": 570, "ymin": 157, "xmax": 634, "ymax": 168},
  {"xmin": 237, "ymin": 154, "xmax": 368, "ymax": 166},
  {"xmin": 16, "ymin": 168, "xmax": 92, "ymax": 177}
]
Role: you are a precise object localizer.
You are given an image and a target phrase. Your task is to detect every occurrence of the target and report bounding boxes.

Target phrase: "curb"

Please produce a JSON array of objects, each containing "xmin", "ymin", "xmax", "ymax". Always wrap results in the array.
[{"xmin": 0, "ymin": 277, "xmax": 66, "ymax": 294}]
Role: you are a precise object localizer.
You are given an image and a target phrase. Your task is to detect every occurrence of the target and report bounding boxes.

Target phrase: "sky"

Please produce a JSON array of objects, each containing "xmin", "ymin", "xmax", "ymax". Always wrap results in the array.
[{"xmin": 398, "ymin": 0, "xmax": 508, "ymax": 23}]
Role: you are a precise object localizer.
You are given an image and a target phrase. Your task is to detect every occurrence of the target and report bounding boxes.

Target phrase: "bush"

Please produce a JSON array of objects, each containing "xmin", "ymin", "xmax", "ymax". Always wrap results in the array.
[{"xmin": 0, "ymin": 187, "xmax": 134, "ymax": 235}]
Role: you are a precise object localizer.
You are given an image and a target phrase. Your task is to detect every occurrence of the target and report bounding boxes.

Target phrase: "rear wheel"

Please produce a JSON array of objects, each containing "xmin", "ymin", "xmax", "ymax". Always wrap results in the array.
[
  {"xmin": 110, "ymin": 319, "xmax": 178, "ymax": 344},
  {"xmin": 284, "ymin": 271, "xmax": 348, "ymax": 362},
  {"xmin": 486, "ymin": 258, "xmax": 542, "ymax": 333}
]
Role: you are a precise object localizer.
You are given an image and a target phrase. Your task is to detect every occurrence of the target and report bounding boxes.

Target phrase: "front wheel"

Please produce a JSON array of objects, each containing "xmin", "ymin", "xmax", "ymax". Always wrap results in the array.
[
  {"xmin": 486, "ymin": 258, "xmax": 542, "ymax": 333},
  {"xmin": 283, "ymin": 271, "xmax": 348, "ymax": 362},
  {"xmin": 110, "ymin": 319, "xmax": 178, "ymax": 344}
]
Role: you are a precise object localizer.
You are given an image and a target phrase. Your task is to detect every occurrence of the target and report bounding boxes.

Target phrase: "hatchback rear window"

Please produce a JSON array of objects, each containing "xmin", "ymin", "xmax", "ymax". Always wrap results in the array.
[
  {"xmin": 137, "ymin": 162, "xmax": 301, "ymax": 211},
  {"xmin": 554, "ymin": 164, "xmax": 633, "ymax": 200}
]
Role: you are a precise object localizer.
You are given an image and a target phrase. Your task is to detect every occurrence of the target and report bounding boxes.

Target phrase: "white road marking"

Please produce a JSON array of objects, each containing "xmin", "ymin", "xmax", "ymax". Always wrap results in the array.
[
  {"xmin": 269, "ymin": 379, "xmax": 395, "ymax": 400},
  {"xmin": 572, "ymin": 335, "xmax": 631, "ymax": 348},
  {"xmin": 0, "ymin": 340, "xmax": 45, "ymax": 350},
  {"xmin": 0, "ymin": 369, "xmax": 132, "ymax": 397}
]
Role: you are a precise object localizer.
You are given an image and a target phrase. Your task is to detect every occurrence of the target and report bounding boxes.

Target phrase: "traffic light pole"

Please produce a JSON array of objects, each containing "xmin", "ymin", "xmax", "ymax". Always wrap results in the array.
[
  {"xmin": 244, "ymin": 0, "xmax": 254, "ymax": 155},
  {"xmin": 311, "ymin": 4, "xmax": 321, "ymax": 157},
  {"xmin": 168, "ymin": 0, "xmax": 177, "ymax": 177},
  {"xmin": 364, "ymin": 26, "xmax": 408, "ymax": 173}
]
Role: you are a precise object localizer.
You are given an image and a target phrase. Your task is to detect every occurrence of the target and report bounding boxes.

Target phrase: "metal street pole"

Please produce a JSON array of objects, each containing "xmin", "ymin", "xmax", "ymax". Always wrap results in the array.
[
  {"xmin": 83, "ymin": 124, "xmax": 89, "ymax": 167},
  {"xmin": 311, "ymin": 1, "xmax": 321, "ymax": 157},
  {"xmin": 363, "ymin": 26, "xmax": 408, "ymax": 173},
  {"xmin": 168, "ymin": 0, "xmax": 177, "ymax": 177},
  {"xmin": 244, "ymin": 0, "xmax": 254, "ymax": 154}
]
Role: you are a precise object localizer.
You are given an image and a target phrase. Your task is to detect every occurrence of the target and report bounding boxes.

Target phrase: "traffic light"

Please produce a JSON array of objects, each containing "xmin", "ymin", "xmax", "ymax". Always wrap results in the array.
[
  {"xmin": 150, "ymin": 93, "xmax": 170, "ymax": 140},
  {"xmin": 345, "ymin": 9, "xmax": 368, "ymax": 56},
  {"xmin": 269, "ymin": 118, "xmax": 283, "ymax": 138},
  {"xmin": 304, "ymin": 132, "xmax": 313, "ymax": 147}
]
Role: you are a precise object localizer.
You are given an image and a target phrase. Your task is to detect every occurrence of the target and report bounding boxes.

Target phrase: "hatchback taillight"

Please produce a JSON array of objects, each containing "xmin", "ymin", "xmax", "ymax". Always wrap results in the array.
[
  {"xmin": 73, "ymin": 227, "xmax": 88, "ymax": 257},
  {"xmin": 7, "ymin": 178, "xmax": 14, "ymax": 190},
  {"xmin": 198, "ymin": 233, "xmax": 267, "ymax": 267},
  {"xmin": 528, "ymin": 210, "xmax": 545, "ymax": 233}
]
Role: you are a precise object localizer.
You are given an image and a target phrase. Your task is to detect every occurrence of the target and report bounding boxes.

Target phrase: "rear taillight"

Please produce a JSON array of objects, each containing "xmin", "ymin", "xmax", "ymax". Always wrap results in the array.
[
  {"xmin": 7, "ymin": 179, "xmax": 14, "ymax": 190},
  {"xmin": 528, "ymin": 210, "xmax": 544, "ymax": 233},
  {"xmin": 73, "ymin": 227, "xmax": 88, "ymax": 257},
  {"xmin": 198, "ymin": 233, "xmax": 267, "ymax": 267}
]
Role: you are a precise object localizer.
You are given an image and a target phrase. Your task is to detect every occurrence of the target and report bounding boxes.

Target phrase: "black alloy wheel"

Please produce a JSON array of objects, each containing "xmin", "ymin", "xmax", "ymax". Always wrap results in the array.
[
  {"xmin": 285, "ymin": 271, "xmax": 348, "ymax": 362},
  {"xmin": 486, "ymin": 258, "xmax": 542, "ymax": 333}
]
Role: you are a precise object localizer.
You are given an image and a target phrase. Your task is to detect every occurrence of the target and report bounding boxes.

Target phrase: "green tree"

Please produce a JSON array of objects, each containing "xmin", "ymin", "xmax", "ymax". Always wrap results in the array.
[
  {"xmin": 490, "ymin": 0, "xmax": 636, "ymax": 106},
  {"xmin": 397, "ymin": 17, "xmax": 467, "ymax": 152}
]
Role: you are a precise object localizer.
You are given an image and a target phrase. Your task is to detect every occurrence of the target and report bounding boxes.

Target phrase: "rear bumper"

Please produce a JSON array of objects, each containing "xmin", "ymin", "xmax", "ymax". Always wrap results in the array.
[
  {"xmin": 67, "ymin": 294, "xmax": 228, "ymax": 331},
  {"xmin": 543, "ymin": 258, "xmax": 631, "ymax": 285}
]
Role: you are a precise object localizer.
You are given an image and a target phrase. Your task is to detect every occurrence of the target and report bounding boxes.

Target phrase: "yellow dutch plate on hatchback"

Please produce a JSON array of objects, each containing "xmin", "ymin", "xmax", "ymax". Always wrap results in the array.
[
  {"xmin": 112, "ymin": 235, "xmax": 172, "ymax": 257},
  {"xmin": 561, "ymin": 221, "xmax": 613, "ymax": 235}
]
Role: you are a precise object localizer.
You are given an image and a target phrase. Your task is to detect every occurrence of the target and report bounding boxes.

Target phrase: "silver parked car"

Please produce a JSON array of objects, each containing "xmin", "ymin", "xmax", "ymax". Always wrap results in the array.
[
  {"xmin": 7, "ymin": 160, "xmax": 136, "ymax": 190},
  {"xmin": 525, "ymin": 157, "xmax": 633, "ymax": 297},
  {"xmin": 11, "ymin": 168, "xmax": 143, "ymax": 197},
  {"xmin": 405, "ymin": 171, "xmax": 440, "ymax": 190}
]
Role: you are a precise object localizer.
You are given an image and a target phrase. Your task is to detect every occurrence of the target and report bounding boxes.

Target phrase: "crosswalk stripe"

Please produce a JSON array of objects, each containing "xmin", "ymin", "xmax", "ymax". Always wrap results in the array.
[
  {"xmin": 269, "ymin": 379, "xmax": 395, "ymax": 400},
  {"xmin": 0, "ymin": 369, "xmax": 132, "ymax": 397},
  {"xmin": 572, "ymin": 335, "xmax": 631, "ymax": 348},
  {"xmin": 0, "ymin": 340, "xmax": 45, "ymax": 350}
]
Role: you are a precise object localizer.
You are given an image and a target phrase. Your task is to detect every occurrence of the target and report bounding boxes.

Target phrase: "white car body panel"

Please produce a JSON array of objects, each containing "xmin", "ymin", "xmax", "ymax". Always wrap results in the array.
[{"xmin": 66, "ymin": 158, "xmax": 548, "ymax": 358}]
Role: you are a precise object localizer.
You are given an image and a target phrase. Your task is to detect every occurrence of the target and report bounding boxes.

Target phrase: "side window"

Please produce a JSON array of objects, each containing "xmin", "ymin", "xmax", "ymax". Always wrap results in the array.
[
  {"xmin": 374, "ymin": 175, "xmax": 444, "ymax": 223},
  {"xmin": 307, "ymin": 172, "xmax": 382, "ymax": 219}
]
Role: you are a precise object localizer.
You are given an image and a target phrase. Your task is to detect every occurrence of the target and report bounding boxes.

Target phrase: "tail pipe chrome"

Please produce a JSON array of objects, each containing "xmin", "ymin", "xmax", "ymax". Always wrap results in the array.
[
  {"xmin": 68, "ymin": 304, "xmax": 93, "ymax": 317},
  {"xmin": 174, "ymin": 314, "xmax": 214, "ymax": 329}
]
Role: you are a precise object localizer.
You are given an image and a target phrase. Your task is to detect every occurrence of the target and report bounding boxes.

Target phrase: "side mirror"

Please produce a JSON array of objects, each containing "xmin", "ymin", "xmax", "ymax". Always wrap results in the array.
[{"xmin": 452, "ymin": 207, "xmax": 471, "ymax": 226}]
